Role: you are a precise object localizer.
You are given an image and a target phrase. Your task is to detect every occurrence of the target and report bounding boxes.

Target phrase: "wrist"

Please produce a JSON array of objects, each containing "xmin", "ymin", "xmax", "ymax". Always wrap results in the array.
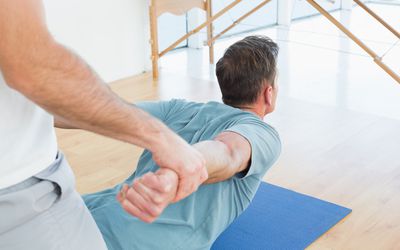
[
  {"xmin": 126, "ymin": 106, "xmax": 172, "ymax": 152},
  {"xmin": 147, "ymin": 125, "xmax": 186, "ymax": 163}
]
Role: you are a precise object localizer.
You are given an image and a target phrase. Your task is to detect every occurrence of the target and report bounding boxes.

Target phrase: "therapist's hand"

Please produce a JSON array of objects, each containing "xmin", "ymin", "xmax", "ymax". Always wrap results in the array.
[
  {"xmin": 117, "ymin": 168, "xmax": 178, "ymax": 223},
  {"xmin": 151, "ymin": 134, "xmax": 207, "ymax": 203}
]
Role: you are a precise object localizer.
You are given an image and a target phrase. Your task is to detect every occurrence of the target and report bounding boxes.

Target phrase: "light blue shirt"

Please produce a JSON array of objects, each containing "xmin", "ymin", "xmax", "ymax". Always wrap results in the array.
[{"xmin": 84, "ymin": 100, "xmax": 281, "ymax": 250}]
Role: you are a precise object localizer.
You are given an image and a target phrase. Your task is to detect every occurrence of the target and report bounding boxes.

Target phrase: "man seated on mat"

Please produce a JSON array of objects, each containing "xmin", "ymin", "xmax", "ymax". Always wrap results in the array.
[{"xmin": 83, "ymin": 35, "xmax": 281, "ymax": 250}]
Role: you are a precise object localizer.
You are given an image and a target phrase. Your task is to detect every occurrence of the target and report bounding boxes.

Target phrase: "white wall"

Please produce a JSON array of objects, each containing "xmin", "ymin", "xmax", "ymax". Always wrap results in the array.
[
  {"xmin": 42, "ymin": 1, "xmax": 355, "ymax": 82},
  {"xmin": 43, "ymin": 0, "xmax": 150, "ymax": 83}
]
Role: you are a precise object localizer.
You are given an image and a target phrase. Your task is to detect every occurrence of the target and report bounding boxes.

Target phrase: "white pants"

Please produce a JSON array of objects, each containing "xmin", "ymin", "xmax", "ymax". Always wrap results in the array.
[{"xmin": 0, "ymin": 152, "xmax": 107, "ymax": 250}]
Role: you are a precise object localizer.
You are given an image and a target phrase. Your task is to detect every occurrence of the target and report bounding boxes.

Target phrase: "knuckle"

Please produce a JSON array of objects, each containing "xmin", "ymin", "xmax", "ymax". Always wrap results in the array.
[
  {"xmin": 154, "ymin": 206, "xmax": 162, "ymax": 216},
  {"xmin": 149, "ymin": 206, "xmax": 161, "ymax": 217},
  {"xmin": 187, "ymin": 165, "xmax": 196, "ymax": 174},
  {"xmin": 174, "ymin": 192, "xmax": 183, "ymax": 202},
  {"xmin": 163, "ymin": 184, "xmax": 172, "ymax": 193},
  {"xmin": 154, "ymin": 195, "xmax": 163, "ymax": 204},
  {"xmin": 146, "ymin": 217, "xmax": 156, "ymax": 223},
  {"xmin": 122, "ymin": 203, "xmax": 134, "ymax": 216},
  {"xmin": 121, "ymin": 201, "xmax": 129, "ymax": 211},
  {"xmin": 201, "ymin": 171, "xmax": 208, "ymax": 181},
  {"xmin": 125, "ymin": 187, "xmax": 133, "ymax": 198},
  {"xmin": 196, "ymin": 162, "xmax": 203, "ymax": 170},
  {"xmin": 133, "ymin": 181, "xmax": 142, "ymax": 191}
]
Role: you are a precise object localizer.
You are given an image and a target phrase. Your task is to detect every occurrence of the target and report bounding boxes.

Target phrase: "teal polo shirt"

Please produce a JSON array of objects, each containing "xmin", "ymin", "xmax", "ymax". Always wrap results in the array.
[{"xmin": 84, "ymin": 99, "xmax": 281, "ymax": 250}]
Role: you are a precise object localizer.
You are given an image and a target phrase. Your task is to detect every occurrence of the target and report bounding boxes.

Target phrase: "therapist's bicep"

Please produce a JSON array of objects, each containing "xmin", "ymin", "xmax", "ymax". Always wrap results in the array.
[{"xmin": 0, "ymin": 0, "xmax": 54, "ymax": 89}]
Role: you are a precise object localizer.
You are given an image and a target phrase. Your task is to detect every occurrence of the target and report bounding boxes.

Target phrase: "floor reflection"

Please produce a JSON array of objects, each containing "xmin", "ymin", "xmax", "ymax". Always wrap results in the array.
[{"xmin": 161, "ymin": 3, "xmax": 400, "ymax": 120}]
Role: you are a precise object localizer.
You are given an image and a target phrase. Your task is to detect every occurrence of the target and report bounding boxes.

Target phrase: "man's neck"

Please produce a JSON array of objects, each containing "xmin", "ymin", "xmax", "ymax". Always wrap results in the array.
[{"xmin": 234, "ymin": 104, "xmax": 264, "ymax": 119}]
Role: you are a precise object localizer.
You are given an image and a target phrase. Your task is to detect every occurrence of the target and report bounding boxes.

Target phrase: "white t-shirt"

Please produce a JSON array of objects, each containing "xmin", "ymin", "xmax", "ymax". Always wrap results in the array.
[{"xmin": 0, "ymin": 72, "xmax": 58, "ymax": 189}]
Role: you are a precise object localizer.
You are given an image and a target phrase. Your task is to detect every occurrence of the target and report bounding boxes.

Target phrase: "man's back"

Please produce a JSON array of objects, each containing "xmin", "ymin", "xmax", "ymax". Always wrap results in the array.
[{"xmin": 84, "ymin": 99, "xmax": 281, "ymax": 250}]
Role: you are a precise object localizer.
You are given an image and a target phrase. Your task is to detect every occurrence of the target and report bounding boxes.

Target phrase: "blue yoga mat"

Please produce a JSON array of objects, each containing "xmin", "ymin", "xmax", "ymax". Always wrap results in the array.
[{"xmin": 212, "ymin": 182, "xmax": 351, "ymax": 250}]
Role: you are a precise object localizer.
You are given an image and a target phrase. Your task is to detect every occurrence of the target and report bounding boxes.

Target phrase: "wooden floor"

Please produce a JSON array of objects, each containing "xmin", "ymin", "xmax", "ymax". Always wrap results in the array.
[
  {"xmin": 56, "ymin": 4, "xmax": 400, "ymax": 248},
  {"xmin": 57, "ymin": 71, "xmax": 400, "ymax": 250}
]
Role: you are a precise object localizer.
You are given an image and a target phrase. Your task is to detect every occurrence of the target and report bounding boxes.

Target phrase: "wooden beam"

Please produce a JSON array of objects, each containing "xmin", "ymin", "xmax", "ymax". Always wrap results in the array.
[
  {"xmin": 306, "ymin": 0, "xmax": 400, "ymax": 84},
  {"xmin": 159, "ymin": 0, "xmax": 242, "ymax": 58},
  {"xmin": 209, "ymin": 0, "xmax": 272, "ymax": 45},
  {"xmin": 153, "ymin": 0, "xmax": 206, "ymax": 17},
  {"xmin": 354, "ymin": 0, "xmax": 400, "ymax": 39},
  {"xmin": 150, "ymin": 2, "xmax": 160, "ymax": 79},
  {"xmin": 206, "ymin": 0, "xmax": 214, "ymax": 64},
  {"xmin": 374, "ymin": 58, "xmax": 400, "ymax": 84}
]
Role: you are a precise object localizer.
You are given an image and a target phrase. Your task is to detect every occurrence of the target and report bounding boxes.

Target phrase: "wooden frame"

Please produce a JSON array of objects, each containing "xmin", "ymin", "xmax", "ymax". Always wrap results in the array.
[
  {"xmin": 149, "ymin": 0, "xmax": 272, "ymax": 79},
  {"xmin": 150, "ymin": 0, "xmax": 399, "ymax": 84},
  {"xmin": 208, "ymin": 0, "xmax": 272, "ymax": 46},
  {"xmin": 306, "ymin": 0, "xmax": 400, "ymax": 84}
]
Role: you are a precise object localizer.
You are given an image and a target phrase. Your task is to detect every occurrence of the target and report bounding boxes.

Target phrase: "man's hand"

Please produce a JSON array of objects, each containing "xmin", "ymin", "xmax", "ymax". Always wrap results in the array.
[
  {"xmin": 151, "ymin": 135, "xmax": 208, "ymax": 203},
  {"xmin": 117, "ymin": 168, "xmax": 179, "ymax": 223}
]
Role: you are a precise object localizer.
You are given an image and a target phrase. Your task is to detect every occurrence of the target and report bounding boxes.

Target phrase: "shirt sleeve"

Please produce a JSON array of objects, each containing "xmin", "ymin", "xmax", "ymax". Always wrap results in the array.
[
  {"xmin": 226, "ymin": 117, "xmax": 281, "ymax": 180},
  {"xmin": 225, "ymin": 116, "xmax": 281, "ymax": 211}
]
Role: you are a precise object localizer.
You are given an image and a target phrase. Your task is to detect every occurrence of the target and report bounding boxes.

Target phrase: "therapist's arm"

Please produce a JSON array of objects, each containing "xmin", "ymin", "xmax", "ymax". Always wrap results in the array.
[
  {"xmin": 118, "ymin": 131, "xmax": 251, "ymax": 222},
  {"xmin": 0, "ymin": 0, "xmax": 207, "ymax": 202},
  {"xmin": 54, "ymin": 116, "xmax": 77, "ymax": 129},
  {"xmin": 0, "ymin": 0, "xmax": 167, "ymax": 149}
]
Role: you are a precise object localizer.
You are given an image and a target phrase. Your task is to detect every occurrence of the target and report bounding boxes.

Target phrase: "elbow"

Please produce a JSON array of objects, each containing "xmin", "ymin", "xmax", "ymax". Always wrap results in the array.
[
  {"xmin": 224, "ymin": 144, "xmax": 244, "ymax": 176},
  {"xmin": 1, "ymin": 38, "xmax": 60, "ymax": 95},
  {"xmin": 3, "ymin": 75, "xmax": 28, "ymax": 95},
  {"xmin": 1, "ymin": 57, "xmax": 39, "ymax": 96},
  {"xmin": 1, "ymin": 59, "xmax": 22, "ymax": 90},
  {"xmin": 225, "ymin": 143, "xmax": 250, "ymax": 176},
  {"xmin": 1, "ymin": 49, "xmax": 36, "ymax": 93}
]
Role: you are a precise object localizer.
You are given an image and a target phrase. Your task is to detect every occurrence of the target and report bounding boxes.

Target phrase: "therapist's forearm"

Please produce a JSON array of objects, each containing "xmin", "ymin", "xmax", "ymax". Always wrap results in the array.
[
  {"xmin": 54, "ymin": 115, "xmax": 78, "ymax": 129},
  {"xmin": 0, "ymin": 0, "xmax": 169, "ymax": 151},
  {"xmin": 3, "ymin": 39, "xmax": 168, "ymax": 151}
]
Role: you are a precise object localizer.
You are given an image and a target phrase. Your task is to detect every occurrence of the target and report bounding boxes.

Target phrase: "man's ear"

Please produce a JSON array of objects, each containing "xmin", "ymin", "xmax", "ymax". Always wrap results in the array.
[{"xmin": 264, "ymin": 84, "xmax": 273, "ymax": 106}]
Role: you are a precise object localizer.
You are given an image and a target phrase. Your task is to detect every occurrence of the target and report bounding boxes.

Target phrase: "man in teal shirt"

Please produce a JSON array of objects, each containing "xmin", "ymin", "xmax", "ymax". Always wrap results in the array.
[{"xmin": 84, "ymin": 35, "xmax": 281, "ymax": 249}]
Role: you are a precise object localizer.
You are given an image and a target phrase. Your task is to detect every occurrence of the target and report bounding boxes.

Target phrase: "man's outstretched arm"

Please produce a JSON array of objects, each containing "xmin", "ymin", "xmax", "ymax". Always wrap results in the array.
[
  {"xmin": 193, "ymin": 131, "xmax": 251, "ymax": 184},
  {"xmin": 118, "ymin": 131, "xmax": 251, "ymax": 222},
  {"xmin": 0, "ymin": 0, "xmax": 206, "ymax": 201}
]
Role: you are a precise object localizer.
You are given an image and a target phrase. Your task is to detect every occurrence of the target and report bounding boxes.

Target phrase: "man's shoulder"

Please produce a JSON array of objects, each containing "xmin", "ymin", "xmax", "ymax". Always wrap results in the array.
[
  {"xmin": 226, "ymin": 117, "xmax": 281, "ymax": 177},
  {"xmin": 166, "ymin": 99, "xmax": 245, "ymax": 119}
]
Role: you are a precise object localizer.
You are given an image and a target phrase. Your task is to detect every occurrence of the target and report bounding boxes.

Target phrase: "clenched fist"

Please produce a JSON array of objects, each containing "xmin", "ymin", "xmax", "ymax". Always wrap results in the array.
[
  {"xmin": 117, "ymin": 168, "xmax": 179, "ymax": 223},
  {"xmin": 151, "ymin": 133, "xmax": 208, "ymax": 203}
]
